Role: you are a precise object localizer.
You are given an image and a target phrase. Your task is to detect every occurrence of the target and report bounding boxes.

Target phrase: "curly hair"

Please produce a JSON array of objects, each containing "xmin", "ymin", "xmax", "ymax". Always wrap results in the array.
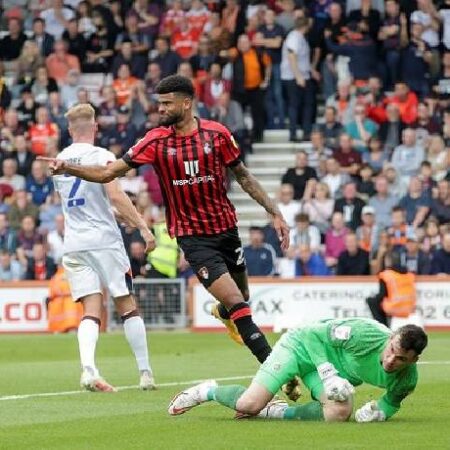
[{"xmin": 155, "ymin": 75, "xmax": 194, "ymax": 98}]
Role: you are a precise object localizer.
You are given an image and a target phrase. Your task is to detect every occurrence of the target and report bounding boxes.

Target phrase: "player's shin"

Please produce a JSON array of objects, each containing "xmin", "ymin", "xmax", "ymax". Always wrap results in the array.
[
  {"xmin": 229, "ymin": 303, "xmax": 272, "ymax": 363},
  {"xmin": 122, "ymin": 310, "xmax": 152, "ymax": 373},
  {"xmin": 207, "ymin": 385, "xmax": 247, "ymax": 410},
  {"xmin": 282, "ymin": 401, "xmax": 325, "ymax": 421},
  {"xmin": 78, "ymin": 316, "xmax": 100, "ymax": 375}
]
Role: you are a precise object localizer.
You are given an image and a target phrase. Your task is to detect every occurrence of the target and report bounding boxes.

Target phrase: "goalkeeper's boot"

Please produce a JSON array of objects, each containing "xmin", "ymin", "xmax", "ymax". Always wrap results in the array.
[
  {"xmin": 211, "ymin": 303, "xmax": 243, "ymax": 345},
  {"xmin": 257, "ymin": 399, "xmax": 289, "ymax": 419},
  {"xmin": 168, "ymin": 379, "xmax": 217, "ymax": 416},
  {"xmin": 80, "ymin": 366, "xmax": 117, "ymax": 393},
  {"xmin": 282, "ymin": 376, "xmax": 302, "ymax": 402},
  {"xmin": 140, "ymin": 370, "xmax": 156, "ymax": 391}
]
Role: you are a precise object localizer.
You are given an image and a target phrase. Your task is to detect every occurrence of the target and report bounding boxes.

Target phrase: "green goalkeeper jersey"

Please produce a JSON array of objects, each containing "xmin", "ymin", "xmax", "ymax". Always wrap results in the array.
[{"xmin": 284, "ymin": 318, "xmax": 418, "ymax": 419}]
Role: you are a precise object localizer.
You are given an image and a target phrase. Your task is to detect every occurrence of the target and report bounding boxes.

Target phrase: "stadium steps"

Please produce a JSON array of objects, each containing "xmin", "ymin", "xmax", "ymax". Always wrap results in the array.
[{"xmin": 234, "ymin": 135, "xmax": 312, "ymax": 244}]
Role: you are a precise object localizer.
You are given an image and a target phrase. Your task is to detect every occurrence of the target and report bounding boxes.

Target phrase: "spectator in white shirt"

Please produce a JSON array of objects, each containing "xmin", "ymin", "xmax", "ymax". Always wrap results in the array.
[
  {"xmin": 289, "ymin": 212, "xmax": 321, "ymax": 252},
  {"xmin": 40, "ymin": 0, "xmax": 75, "ymax": 39},
  {"xmin": 276, "ymin": 183, "xmax": 301, "ymax": 229},
  {"xmin": 322, "ymin": 157, "xmax": 350, "ymax": 199}
]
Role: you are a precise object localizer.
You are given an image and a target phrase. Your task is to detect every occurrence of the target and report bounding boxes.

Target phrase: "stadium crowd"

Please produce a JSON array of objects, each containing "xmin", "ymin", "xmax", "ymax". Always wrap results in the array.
[{"xmin": 0, "ymin": 0, "xmax": 449, "ymax": 283}]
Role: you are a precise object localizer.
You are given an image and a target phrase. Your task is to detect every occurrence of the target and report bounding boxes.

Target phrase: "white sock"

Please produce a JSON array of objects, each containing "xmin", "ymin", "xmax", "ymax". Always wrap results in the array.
[
  {"xmin": 123, "ymin": 316, "xmax": 151, "ymax": 373},
  {"xmin": 78, "ymin": 318, "xmax": 99, "ymax": 375}
]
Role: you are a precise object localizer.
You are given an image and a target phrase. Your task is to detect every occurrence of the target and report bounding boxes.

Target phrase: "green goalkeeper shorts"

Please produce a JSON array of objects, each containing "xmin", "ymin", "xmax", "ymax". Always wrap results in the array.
[{"xmin": 253, "ymin": 332, "xmax": 325, "ymax": 400}]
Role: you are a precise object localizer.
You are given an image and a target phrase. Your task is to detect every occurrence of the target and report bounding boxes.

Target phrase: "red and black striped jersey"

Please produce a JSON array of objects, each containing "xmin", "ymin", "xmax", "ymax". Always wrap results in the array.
[{"xmin": 123, "ymin": 118, "xmax": 241, "ymax": 238}]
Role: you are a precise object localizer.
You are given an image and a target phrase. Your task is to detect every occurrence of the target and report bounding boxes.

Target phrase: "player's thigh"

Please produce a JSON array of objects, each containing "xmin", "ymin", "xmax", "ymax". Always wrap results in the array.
[
  {"xmin": 62, "ymin": 252, "xmax": 102, "ymax": 301},
  {"xmin": 90, "ymin": 248, "xmax": 133, "ymax": 299},
  {"xmin": 80, "ymin": 293, "xmax": 103, "ymax": 318},
  {"xmin": 253, "ymin": 334, "xmax": 299, "ymax": 396},
  {"xmin": 220, "ymin": 227, "xmax": 247, "ymax": 277}
]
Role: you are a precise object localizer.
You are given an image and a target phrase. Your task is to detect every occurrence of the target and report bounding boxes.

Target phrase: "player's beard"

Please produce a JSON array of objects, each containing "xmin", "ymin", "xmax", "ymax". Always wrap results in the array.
[{"xmin": 159, "ymin": 110, "xmax": 184, "ymax": 126}]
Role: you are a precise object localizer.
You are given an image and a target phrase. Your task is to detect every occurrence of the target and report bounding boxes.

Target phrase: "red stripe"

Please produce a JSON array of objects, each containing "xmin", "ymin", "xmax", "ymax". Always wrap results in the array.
[{"xmin": 230, "ymin": 307, "xmax": 252, "ymax": 321}]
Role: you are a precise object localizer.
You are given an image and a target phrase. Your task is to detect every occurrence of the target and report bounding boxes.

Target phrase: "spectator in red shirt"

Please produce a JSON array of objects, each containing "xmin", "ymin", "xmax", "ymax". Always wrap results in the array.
[
  {"xmin": 24, "ymin": 242, "xmax": 57, "ymax": 280},
  {"xmin": 45, "ymin": 39, "xmax": 80, "ymax": 85},
  {"xmin": 186, "ymin": 0, "xmax": 210, "ymax": 34},
  {"xmin": 160, "ymin": 0, "xmax": 186, "ymax": 37},
  {"xmin": 171, "ymin": 17, "xmax": 201, "ymax": 60},
  {"xmin": 200, "ymin": 62, "xmax": 231, "ymax": 111},
  {"xmin": 384, "ymin": 82, "xmax": 418, "ymax": 125},
  {"xmin": 333, "ymin": 133, "xmax": 362, "ymax": 177},
  {"xmin": 28, "ymin": 106, "xmax": 59, "ymax": 156}
]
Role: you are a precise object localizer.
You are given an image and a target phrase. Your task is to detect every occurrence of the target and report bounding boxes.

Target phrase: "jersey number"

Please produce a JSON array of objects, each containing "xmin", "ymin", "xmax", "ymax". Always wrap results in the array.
[
  {"xmin": 235, "ymin": 247, "xmax": 244, "ymax": 266},
  {"xmin": 68, "ymin": 177, "xmax": 85, "ymax": 208}
]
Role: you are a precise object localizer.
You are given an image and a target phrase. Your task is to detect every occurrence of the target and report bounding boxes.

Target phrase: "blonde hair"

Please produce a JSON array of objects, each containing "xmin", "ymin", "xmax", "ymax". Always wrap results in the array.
[{"xmin": 65, "ymin": 103, "xmax": 95, "ymax": 134}]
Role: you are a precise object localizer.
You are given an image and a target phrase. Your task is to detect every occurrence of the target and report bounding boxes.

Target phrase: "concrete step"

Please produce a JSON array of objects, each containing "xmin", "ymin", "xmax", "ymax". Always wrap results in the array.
[
  {"xmin": 252, "ymin": 142, "xmax": 312, "ymax": 154},
  {"xmin": 228, "ymin": 191, "xmax": 277, "ymax": 205},
  {"xmin": 231, "ymin": 179, "xmax": 280, "ymax": 192}
]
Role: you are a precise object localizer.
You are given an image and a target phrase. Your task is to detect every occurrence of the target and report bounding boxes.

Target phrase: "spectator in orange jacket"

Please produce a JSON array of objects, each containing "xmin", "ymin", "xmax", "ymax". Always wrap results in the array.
[
  {"xmin": 384, "ymin": 82, "xmax": 418, "ymax": 125},
  {"xmin": 45, "ymin": 39, "xmax": 80, "ymax": 85}
]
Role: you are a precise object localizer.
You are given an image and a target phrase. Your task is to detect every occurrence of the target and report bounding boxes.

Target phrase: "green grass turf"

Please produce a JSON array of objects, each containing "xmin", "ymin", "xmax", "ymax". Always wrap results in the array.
[{"xmin": 0, "ymin": 331, "xmax": 449, "ymax": 450}]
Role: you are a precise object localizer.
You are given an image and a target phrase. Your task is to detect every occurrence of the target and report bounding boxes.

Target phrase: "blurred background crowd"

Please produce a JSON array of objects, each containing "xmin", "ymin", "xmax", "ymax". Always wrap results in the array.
[{"xmin": 0, "ymin": 0, "xmax": 448, "ymax": 283}]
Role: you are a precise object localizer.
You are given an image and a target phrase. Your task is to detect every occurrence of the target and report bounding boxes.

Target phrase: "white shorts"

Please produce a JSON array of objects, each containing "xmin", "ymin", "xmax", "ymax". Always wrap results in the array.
[{"xmin": 62, "ymin": 248, "xmax": 132, "ymax": 301}]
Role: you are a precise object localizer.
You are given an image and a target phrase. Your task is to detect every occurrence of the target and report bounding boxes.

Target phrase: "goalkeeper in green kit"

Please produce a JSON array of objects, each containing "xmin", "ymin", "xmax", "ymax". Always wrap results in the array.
[{"xmin": 168, "ymin": 318, "xmax": 428, "ymax": 423}]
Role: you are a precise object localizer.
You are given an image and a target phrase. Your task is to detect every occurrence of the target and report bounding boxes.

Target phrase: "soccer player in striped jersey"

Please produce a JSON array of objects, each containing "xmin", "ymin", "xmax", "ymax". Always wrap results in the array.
[{"xmin": 40, "ymin": 75, "xmax": 293, "ymax": 388}]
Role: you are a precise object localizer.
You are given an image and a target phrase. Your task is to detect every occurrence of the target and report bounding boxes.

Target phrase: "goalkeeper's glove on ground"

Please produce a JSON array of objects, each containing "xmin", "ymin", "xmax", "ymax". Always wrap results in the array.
[
  {"xmin": 355, "ymin": 400, "xmax": 386, "ymax": 423},
  {"xmin": 317, "ymin": 362, "xmax": 355, "ymax": 402}
]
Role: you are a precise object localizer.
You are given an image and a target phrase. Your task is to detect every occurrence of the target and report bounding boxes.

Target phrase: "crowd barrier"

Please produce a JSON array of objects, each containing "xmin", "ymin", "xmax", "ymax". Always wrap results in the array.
[{"xmin": 1, "ymin": 276, "xmax": 449, "ymax": 332}]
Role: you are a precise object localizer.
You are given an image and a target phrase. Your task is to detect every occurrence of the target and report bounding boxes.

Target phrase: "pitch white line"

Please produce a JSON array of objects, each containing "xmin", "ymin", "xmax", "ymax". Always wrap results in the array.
[
  {"xmin": 0, "ymin": 361, "xmax": 449, "ymax": 402},
  {"xmin": 0, "ymin": 375, "xmax": 253, "ymax": 402}
]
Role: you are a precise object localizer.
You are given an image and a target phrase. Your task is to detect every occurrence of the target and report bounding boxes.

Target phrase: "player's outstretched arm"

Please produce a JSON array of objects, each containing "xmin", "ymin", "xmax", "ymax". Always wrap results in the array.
[
  {"xmin": 38, "ymin": 157, "xmax": 130, "ymax": 183},
  {"xmin": 105, "ymin": 180, "xmax": 156, "ymax": 253},
  {"xmin": 231, "ymin": 162, "xmax": 290, "ymax": 250}
]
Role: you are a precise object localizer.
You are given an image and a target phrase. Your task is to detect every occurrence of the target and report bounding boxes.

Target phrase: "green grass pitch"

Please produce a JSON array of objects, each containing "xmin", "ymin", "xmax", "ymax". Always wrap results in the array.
[{"xmin": 0, "ymin": 331, "xmax": 449, "ymax": 450}]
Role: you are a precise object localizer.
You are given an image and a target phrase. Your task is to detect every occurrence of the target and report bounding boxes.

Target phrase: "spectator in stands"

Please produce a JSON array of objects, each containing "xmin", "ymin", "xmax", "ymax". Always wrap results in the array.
[
  {"xmin": 326, "ymin": 81, "xmax": 358, "ymax": 128},
  {"xmin": 26, "ymin": 160, "xmax": 53, "ymax": 206},
  {"xmin": 378, "ymin": 0, "xmax": 402, "ymax": 90},
  {"xmin": 189, "ymin": 35, "xmax": 215, "ymax": 84},
  {"xmin": 418, "ymin": 160, "xmax": 436, "ymax": 196},
  {"xmin": 322, "ymin": 157, "xmax": 350, "ymax": 199},
  {"xmin": 431, "ymin": 180, "xmax": 450, "ymax": 225},
  {"xmin": 356, "ymin": 205, "xmax": 379, "ymax": 256},
  {"xmin": 28, "ymin": 65, "xmax": 59, "ymax": 105},
  {"xmin": 362, "ymin": 136, "xmax": 388, "ymax": 175},
  {"xmin": 290, "ymin": 212, "xmax": 321, "ymax": 253},
  {"xmin": 7, "ymin": 190, "xmax": 39, "ymax": 231},
  {"xmin": 0, "ymin": 250, "xmax": 23, "ymax": 281},
  {"xmin": 398, "ymin": 176, "xmax": 431, "ymax": 227},
  {"xmin": 333, "ymin": 133, "xmax": 362, "ymax": 177},
  {"xmin": 325, "ymin": 20, "xmax": 378, "ymax": 83},
  {"xmin": 115, "ymin": 13, "xmax": 151, "ymax": 59},
  {"xmin": 404, "ymin": 232, "xmax": 431, "ymax": 275},
  {"xmin": 345, "ymin": 102, "xmax": 378, "ymax": 154},
  {"xmin": 62, "ymin": 18, "xmax": 87, "ymax": 64},
  {"xmin": 12, "ymin": 136, "xmax": 34, "ymax": 178},
  {"xmin": 201, "ymin": 62, "xmax": 231, "ymax": 112},
  {"xmin": 378, "ymin": 103, "xmax": 405, "ymax": 154},
  {"xmin": 276, "ymin": 183, "xmax": 300, "ymax": 229},
  {"xmin": 281, "ymin": 150, "xmax": 317, "ymax": 201},
  {"xmin": 257, "ymin": 8, "xmax": 285, "ymax": 129},
  {"xmin": 144, "ymin": 61, "xmax": 162, "ymax": 104},
  {"xmin": 76, "ymin": 1, "xmax": 97, "ymax": 39},
  {"xmin": 348, "ymin": 0, "xmax": 381, "ymax": 40},
  {"xmin": 307, "ymin": 129, "xmax": 333, "ymax": 175},
  {"xmin": 391, "ymin": 128, "xmax": 425, "ymax": 181},
  {"xmin": 0, "ymin": 159, "xmax": 25, "ymax": 192},
  {"xmin": 82, "ymin": 12, "xmax": 115, "ymax": 73},
  {"xmin": 324, "ymin": 211, "xmax": 349, "ymax": 270},
  {"xmin": 368, "ymin": 174, "xmax": 399, "ymax": 230},
  {"xmin": 160, "ymin": 0, "xmax": 186, "ymax": 37},
  {"xmin": 129, "ymin": 240, "xmax": 148, "ymax": 278},
  {"xmin": 171, "ymin": 16, "xmax": 201, "ymax": 60},
  {"xmin": 383, "ymin": 163, "xmax": 408, "ymax": 199},
  {"xmin": 151, "ymin": 36, "xmax": 181, "ymax": 79},
  {"xmin": 294, "ymin": 243, "xmax": 329, "ymax": 276},
  {"xmin": 301, "ymin": 179, "xmax": 334, "ymax": 235},
  {"xmin": 413, "ymin": 102, "xmax": 441, "ymax": 147},
  {"xmin": 399, "ymin": 17, "xmax": 432, "ymax": 98},
  {"xmin": 0, "ymin": 213, "xmax": 17, "ymax": 254},
  {"xmin": 422, "ymin": 216, "xmax": 442, "ymax": 252},
  {"xmin": 31, "ymin": 17, "xmax": 55, "ymax": 58},
  {"xmin": 40, "ymin": 0, "xmax": 76, "ymax": 39},
  {"xmin": 16, "ymin": 41, "xmax": 44, "ymax": 90},
  {"xmin": 317, "ymin": 106, "xmax": 343, "ymax": 150},
  {"xmin": 427, "ymin": 135, "xmax": 448, "ymax": 181},
  {"xmin": 244, "ymin": 226, "xmax": 277, "ymax": 276},
  {"xmin": 281, "ymin": 16, "xmax": 314, "ymax": 141},
  {"xmin": 16, "ymin": 87, "xmax": 37, "ymax": 128},
  {"xmin": 222, "ymin": 33, "xmax": 270, "ymax": 143},
  {"xmin": 46, "ymin": 213, "xmax": 64, "ymax": 264},
  {"xmin": 103, "ymin": 104, "xmax": 138, "ymax": 153},
  {"xmin": 385, "ymin": 82, "xmax": 418, "ymax": 125},
  {"xmin": 28, "ymin": 106, "xmax": 59, "ymax": 157},
  {"xmin": 334, "ymin": 181, "xmax": 366, "ymax": 230},
  {"xmin": 128, "ymin": 0, "xmax": 162, "ymax": 39},
  {"xmin": 186, "ymin": 0, "xmax": 210, "ymax": 34},
  {"xmin": 16, "ymin": 215, "xmax": 44, "ymax": 259},
  {"xmin": 357, "ymin": 163, "xmax": 376, "ymax": 201},
  {"xmin": 113, "ymin": 39, "xmax": 147, "ymax": 80},
  {"xmin": 24, "ymin": 242, "xmax": 57, "ymax": 280},
  {"xmin": 336, "ymin": 231, "xmax": 370, "ymax": 275},
  {"xmin": 0, "ymin": 18, "xmax": 27, "ymax": 67},
  {"xmin": 1, "ymin": 109, "xmax": 26, "ymax": 153},
  {"xmin": 387, "ymin": 206, "xmax": 411, "ymax": 250},
  {"xmin": 112, "ymin": 64, "xmax": 140, "ymax": 107},
  {"xmin": 430, "ymin": 231, "xmax": 450, "ymax": 275},
  {"xmin": 38, "ymin": 188, "xmax": 62, "ymax": 233}
]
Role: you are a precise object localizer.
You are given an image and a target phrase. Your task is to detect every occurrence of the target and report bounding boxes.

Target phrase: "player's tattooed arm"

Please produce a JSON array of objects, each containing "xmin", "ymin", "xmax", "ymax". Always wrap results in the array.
[
  {"xmin": 38, "ymin": 157, "xmax": 130, "ymax": 183},
  {"xmin": 231, "ymin": 162, "xmax": 290, "ymax": 250}
]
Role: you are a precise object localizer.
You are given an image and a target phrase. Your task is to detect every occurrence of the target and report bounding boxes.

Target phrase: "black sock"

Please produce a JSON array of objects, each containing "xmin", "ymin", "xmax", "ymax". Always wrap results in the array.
[
  {"xmin": 218, "ymin": 303, "xmax": 230, "ymax": 320},
  {"xmin": 229, "ymin": 303, "xmax": 272, "ymax": 363}
]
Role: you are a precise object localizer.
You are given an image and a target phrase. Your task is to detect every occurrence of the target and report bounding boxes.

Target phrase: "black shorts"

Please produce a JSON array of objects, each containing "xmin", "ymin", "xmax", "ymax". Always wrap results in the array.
[{"xmin": 177, "ymin": 227, "xmax": 246, "ymax": 288}]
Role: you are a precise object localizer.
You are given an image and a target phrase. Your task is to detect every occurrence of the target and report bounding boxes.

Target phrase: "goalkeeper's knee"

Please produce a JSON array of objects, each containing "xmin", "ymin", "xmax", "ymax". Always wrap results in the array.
[{"xmin": 323, "ymin": 401, "xmax": 353, "ymax": 422}]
